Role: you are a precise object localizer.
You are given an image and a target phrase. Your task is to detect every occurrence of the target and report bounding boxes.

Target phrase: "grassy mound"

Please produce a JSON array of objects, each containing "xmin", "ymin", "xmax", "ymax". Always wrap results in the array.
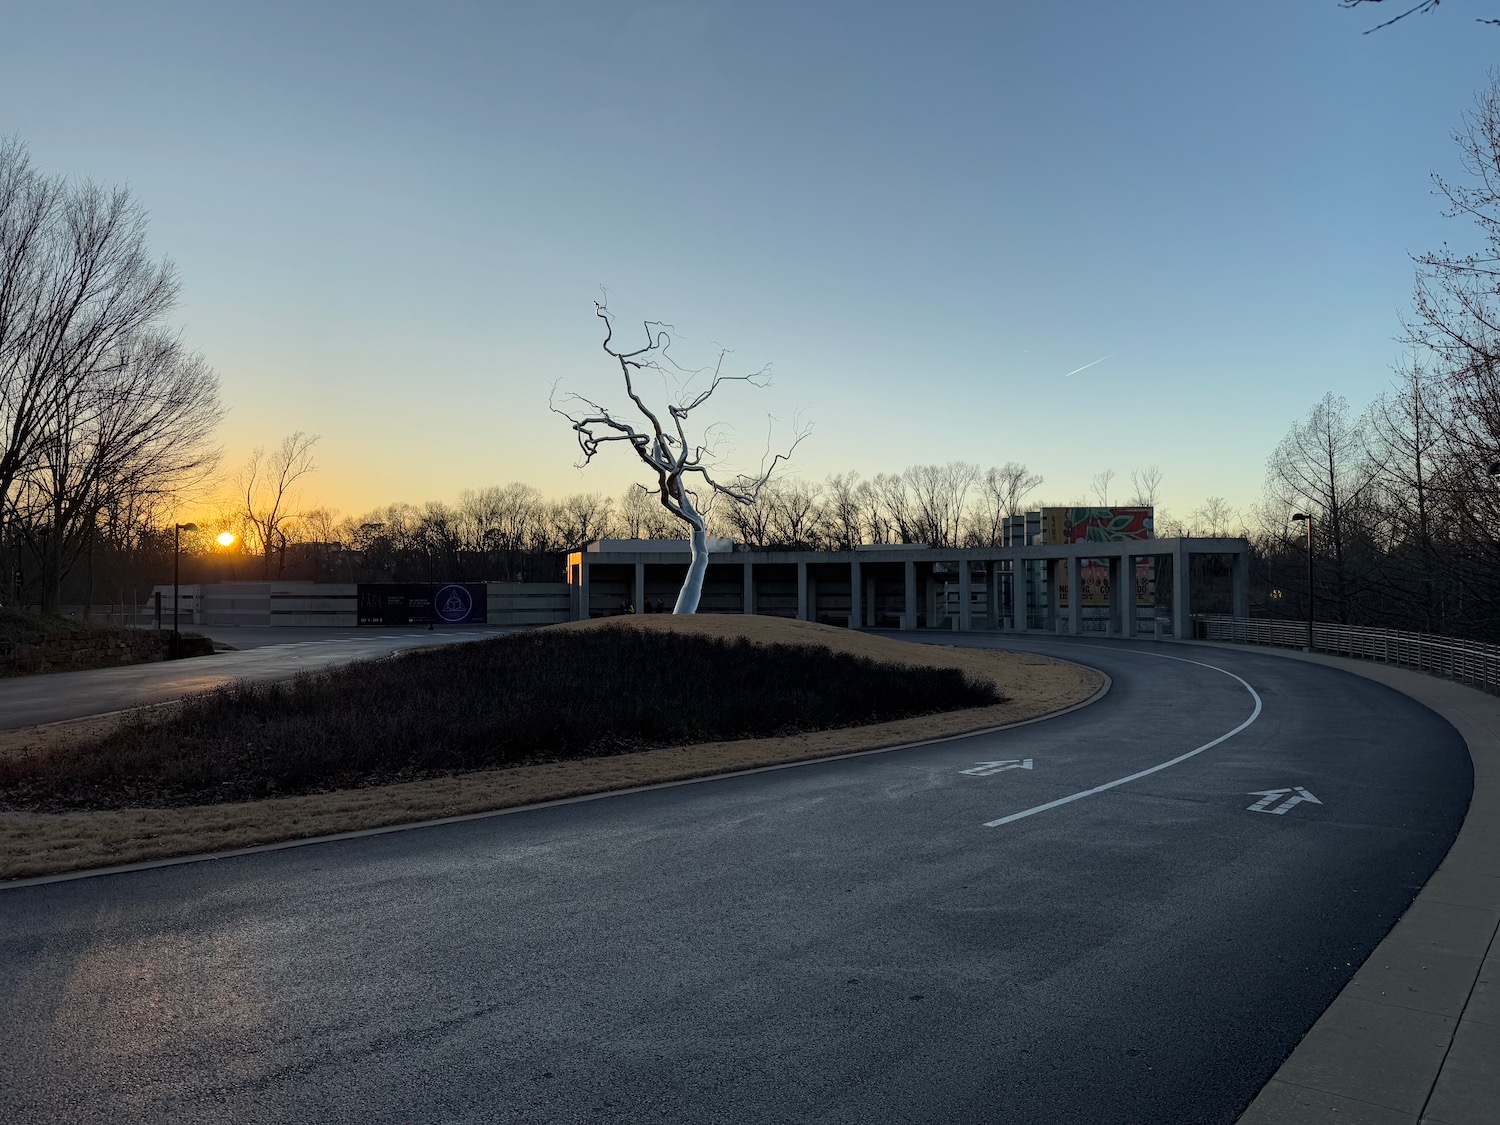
[
  {"xmin": 0, "ymin": 627, "xmax": 1002, "ymax": 811},
  {"xmin": 0, "ymin": 607, "xmax": 91, "ymax": 645},
  {"xmin": 0, "ymin": 607, "xmax": 214, "ymax": 674}
]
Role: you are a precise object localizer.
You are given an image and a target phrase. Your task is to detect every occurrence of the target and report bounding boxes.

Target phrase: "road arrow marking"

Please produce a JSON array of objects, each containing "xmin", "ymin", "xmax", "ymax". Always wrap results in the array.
[
  {"xmin": 1246, "ymin": 786, "xmax": 1322, "ymax": 815},
  {"xmin": 961, "ymin": 759, "xmax": 1034, "ymax": 777}
]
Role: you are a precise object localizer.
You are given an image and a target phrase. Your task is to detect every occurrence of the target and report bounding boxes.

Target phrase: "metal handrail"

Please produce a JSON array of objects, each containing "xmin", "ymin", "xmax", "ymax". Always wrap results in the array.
[{"xmin": 1195, "ymin": 614, "xmax": 1500, "ymax": 695}]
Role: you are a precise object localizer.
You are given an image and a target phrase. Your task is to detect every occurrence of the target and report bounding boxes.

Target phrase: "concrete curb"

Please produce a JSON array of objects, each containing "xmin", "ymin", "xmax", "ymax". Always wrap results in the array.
[
  {"xmin": 0, "ymin": 669, "xmax": 1112, "ymax": 891},
  {"xmin": 1165, "ymin": 643, "xmax": 1500, "ymax": 1125}
]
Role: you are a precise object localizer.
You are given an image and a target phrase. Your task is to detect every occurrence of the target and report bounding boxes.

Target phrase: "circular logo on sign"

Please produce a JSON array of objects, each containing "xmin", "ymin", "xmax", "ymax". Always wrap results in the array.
[{"xmin": 435, "ymin": 584, "xmax": 473, "ymax": 623}]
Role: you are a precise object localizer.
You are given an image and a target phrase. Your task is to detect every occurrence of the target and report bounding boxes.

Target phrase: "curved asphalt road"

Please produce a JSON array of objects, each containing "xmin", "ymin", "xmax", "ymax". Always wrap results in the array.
[
  {"xmin": 0, "ymin": 627, "xmax": 511, "ymax": 729},
  {"xmin": 0, "ymin": 636, "xmax": 1474, "ymax": 1123}
]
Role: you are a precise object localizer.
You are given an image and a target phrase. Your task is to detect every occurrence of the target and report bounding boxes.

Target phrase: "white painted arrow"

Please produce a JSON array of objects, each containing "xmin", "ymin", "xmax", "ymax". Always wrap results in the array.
[
  {"xmin": 1246, "ymin": 786, "xmax": 1322, "ymax": 815},
  {"xmin": 961, "ymin": 759, "xmax": 1034, "ymax": 777}
]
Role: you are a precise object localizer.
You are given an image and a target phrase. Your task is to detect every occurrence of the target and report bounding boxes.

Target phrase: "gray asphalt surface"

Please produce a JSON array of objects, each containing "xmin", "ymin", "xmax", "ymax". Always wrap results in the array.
[
  {"xmin": 0, "ymin": 626, "xmax": 514, "ymax": 729},
  {"xmin": 0, "ymin": 636, "xmax": 1473, "ymax": 1123}
]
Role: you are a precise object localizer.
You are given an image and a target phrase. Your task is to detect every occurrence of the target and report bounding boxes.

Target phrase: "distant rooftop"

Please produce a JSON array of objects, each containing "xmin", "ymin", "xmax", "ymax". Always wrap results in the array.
[{"xmin": 585, "ymin": 538, "xmax": 735, "ymax": 554}]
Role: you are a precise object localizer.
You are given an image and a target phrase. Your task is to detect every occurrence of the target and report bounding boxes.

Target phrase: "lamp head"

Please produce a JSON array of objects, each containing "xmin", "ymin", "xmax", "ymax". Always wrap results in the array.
[
  {"xmin": 1290, "ymin": 513, "xmax": 1309, "ymax": 523},
  {"xmin": 177, "ymin": 522, "xmax": 198, "ymax": 532}
]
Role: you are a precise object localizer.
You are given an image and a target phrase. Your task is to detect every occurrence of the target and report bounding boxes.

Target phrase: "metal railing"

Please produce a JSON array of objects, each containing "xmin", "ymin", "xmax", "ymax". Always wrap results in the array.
[{"xmin": 1195, "ymin": 614, "xmax": 1500, "ymax": 695}]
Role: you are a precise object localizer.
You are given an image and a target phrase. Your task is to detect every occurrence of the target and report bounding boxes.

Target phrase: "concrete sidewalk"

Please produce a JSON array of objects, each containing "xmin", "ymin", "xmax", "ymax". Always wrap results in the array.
[{"xmin": 1208, "ymin": 646, "xmax": 1500, "ymax": 1125}]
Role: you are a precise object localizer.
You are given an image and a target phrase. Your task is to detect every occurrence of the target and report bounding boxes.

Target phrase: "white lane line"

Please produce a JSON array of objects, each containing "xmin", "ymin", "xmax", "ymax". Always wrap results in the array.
[{"xmin": 983, "ymin": 650, "xmax": 1264, "ymax": 828}]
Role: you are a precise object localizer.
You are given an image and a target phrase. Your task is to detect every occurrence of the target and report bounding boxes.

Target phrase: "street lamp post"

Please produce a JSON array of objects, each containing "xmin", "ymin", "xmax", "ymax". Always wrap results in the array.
[
  {"xmin": 172, "ymin": 522, "xmax": 198, "ymax": 659},
  {"xmin": 1291, "ymin": 512, "xmax": 1313, "ymax": 652}
]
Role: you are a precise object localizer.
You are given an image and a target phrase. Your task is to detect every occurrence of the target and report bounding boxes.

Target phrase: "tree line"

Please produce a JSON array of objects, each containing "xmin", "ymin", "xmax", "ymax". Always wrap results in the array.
[{"xmin": 121, "ymin": 453, "xmax": 1242, "ymax": 596}]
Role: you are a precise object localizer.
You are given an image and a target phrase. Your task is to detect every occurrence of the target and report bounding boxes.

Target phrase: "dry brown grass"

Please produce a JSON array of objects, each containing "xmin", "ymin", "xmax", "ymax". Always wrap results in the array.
[{"xmin": 0, "ymin": 616, "xmax": 1104, "ymax": 880}]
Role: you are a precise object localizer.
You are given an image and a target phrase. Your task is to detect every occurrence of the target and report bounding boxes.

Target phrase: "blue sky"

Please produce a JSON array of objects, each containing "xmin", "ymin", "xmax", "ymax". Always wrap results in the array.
[{"xmin": 2, "ymin": 0, "xmax": 1496, "ymax": 522}]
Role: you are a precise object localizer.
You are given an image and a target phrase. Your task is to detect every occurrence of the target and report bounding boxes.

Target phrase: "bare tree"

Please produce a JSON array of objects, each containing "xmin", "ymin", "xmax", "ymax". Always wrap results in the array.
[
  {"xmin": 856, "ymin": 476, "xmax": 893, "ymax": 545},
  {"xmin": 299, "ymin": 506, "xmax": 344, "ymax": 581},
  {"xmin": 1191, "ymin": 496, "xmax": 1237, "ymax": 537},
  {"xmin": 553, "ymin": 303, "xmax": 807, "ymax": 613},
  {"xmin": 546, "ymin": 492, "xmax": 614, "ymax": 552},
  {"xmin": 1128, "ymin": 465, "xmax": 1164, "ymax": 508},
  {"xmin": 616, "ymin": 484, "xmax": 677, "ymax": 540},
  {"xmin": 15, "ymin": 330, "xmax": 221, "ymax": 610},
  {"xmin": 0, "ymin": 139, "xmax": 182, "ymax": 598},
  {"xmin": 1340, "ymin": 1, "xmax": 1500, "ymax": 33},
  {"xmin": 993, "ymin": 461, "xmax": 1044, "ymax": 517},
  {"xmin": 1090, "ymin": 468, "xmax": 1117, "ymax": 507},
  {"xmin": 721, "ymin": 487, "xmax": 774, "ymax": 549},
  {"xmin": 821, "ymin": 471, "xmax": 866, "ymax": 550},
  {"xmin": 765, "ymin": 479, "xmax": 824, "ymax": 549},
  {"xmin": 903, "ymin": 462, "xmax": 978, "ymax": 548},
  {"xmin": 967, "ymin": 462, "xmax": 1044, "ymax": 546},
  {"xmin": 1404, "ymin": 76, "xmax": 1500, "ymax": 519},
  {"xmin": 239, "ymin": 431, "xmax": 320, "ymax": 579},
  {"xmin": 871, "ymin": 472, "xmax": 916, "ymax": 543},
  {"xmin": 1264, "ymin": 393, "xmax": 1380, "ymax": 623}
]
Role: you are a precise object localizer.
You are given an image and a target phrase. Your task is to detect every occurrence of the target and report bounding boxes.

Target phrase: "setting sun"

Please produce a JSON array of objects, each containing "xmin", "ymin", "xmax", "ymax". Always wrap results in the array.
[{"xmin": 215, "ymin": 531, "xmax": 236, "ymax": 547}]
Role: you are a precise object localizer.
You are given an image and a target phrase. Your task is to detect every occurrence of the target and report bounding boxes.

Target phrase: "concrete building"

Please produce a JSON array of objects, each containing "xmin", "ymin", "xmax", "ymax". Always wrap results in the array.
[{"xmin": 566, "ymin": 534, "xmax": 1252, "ymax": 640}]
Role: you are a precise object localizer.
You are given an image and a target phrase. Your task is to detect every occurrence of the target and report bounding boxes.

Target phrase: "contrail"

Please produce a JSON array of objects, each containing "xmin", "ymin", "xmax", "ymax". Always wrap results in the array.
[{"xmin": 1062, "ymin": 352, "xmax": 1115, "ymax": 378}]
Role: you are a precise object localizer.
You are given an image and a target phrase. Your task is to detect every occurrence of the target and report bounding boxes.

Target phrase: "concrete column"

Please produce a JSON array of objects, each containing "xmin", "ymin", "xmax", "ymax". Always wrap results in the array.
[
  {"xmin": 1173, "ymin": 544, "xmax": 1191, "ymax": 640},
  {"xmin": 866, "ymin": 572, "xmax": 876, "ymax": 627},
  {"xmin": 985, "ymin": 563, "xmax": 999, "ymax": 630},
  {"xmin": 579, "ymin": 557, "xmax": 590, "ymax": 620},
  {"xmin": 958, "ymin": 560, "xmax": 973, "ymax": 631},
  {"xmin": 634, "ymin": 562, "xmax": 645, "ymax": 615},
  {"xmin": 1104, "ymin": 557, "xmax": 1118, "ymax": 637},
  {"xmin": 1011, "ymin": 560, "xmax": 1027, "ymax": 632},
  {"xmin": 1067, "ymin": 554, "xmax": 1082, "ymax": 635},
  {"xmin": 743, "ymin": 560, "xmax": 755, "ymax": 615},
  {"xmin": 926, "ymin": 568, "xmax": 939, "ymax": 629},
  {"xmin": 1232, "ymin": 548, "xmax": 1250, "ymax": 621},
  {"xmin": 903, "ymin": 560, "xmax": 917, "ymax": 629},
  {"xmin": 797, "ymin": 562, "xmax": 809, "ymax": 621},
  {"xmin": 849, "ymin": 559, "xmax": 862, "ymax": 629},
  {"xmin": 1120, "ymin": 554, "xmax": 1136, "ymax": 639},
  {"xmin": 1051, "ymin": 561, "xmax": 1062, "ymax": 632}
]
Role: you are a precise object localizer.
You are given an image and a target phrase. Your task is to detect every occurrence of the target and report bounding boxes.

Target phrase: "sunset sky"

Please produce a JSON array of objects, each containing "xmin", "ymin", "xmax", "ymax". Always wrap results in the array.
[{"xmin": 2, "ymin": 1, "xmax": 1495, "ymax": 526}]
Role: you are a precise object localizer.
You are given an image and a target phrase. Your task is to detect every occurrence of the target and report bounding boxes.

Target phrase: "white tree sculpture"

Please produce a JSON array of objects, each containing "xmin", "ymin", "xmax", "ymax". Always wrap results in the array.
[{"xmin": 553, "ymin": 303, "xmax": 807, "ymax": 614}]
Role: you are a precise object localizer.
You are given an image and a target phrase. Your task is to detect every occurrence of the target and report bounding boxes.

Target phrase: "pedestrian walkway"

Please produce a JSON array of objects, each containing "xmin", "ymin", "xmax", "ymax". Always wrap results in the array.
[{"xmin": 1213, "ymin": 645, "xmax": 1500, "ymax": 1125}]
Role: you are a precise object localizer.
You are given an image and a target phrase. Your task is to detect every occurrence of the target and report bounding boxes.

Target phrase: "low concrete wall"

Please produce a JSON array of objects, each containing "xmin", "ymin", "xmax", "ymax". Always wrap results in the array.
[
  {"xmin": 138, "ymin": 581, "xmax": 571, "ymax": 628},
  {"xmin": 198, "ymin": 582, "xmax": 359, "ymax": 627},
  {"xmin": 486, "ymin": 582, "xmax": 569, "ymax": 627}
]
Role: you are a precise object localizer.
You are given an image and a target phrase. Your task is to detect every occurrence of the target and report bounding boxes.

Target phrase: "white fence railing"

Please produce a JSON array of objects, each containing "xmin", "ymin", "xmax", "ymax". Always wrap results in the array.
[{"xmin": 1195, "ymin": 614, "xmax": 1500, "ymax": 694}]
